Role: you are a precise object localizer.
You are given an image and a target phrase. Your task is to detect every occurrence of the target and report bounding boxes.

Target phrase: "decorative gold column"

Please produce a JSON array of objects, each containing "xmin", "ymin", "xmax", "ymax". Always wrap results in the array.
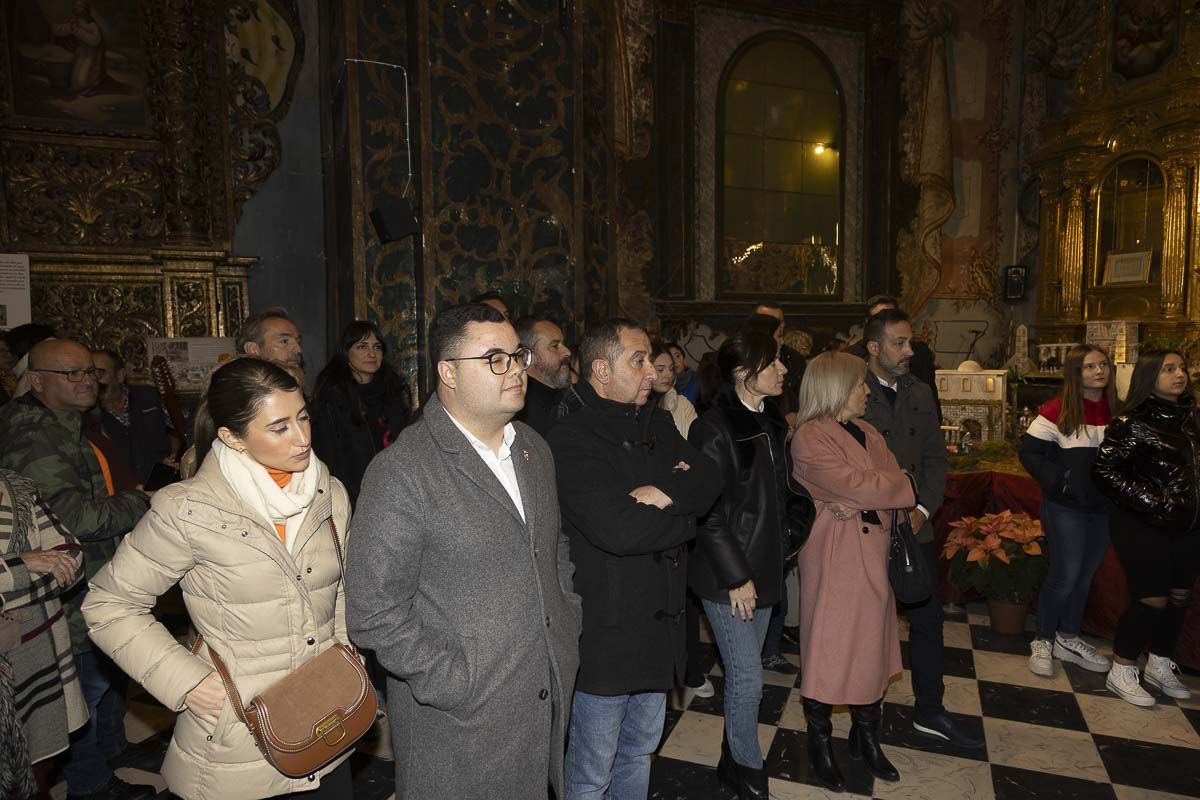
[
  {"xmin": 1190, "ymin": 157, "xmax": 1200, "ymax": 322},
  {"xmin": 1162, "ymin": 157, "xmax": 1191, "ymax": 319},
  {"xmin": 1037, "ymin": 179, "xmax": 1061, "ymax": 319},
  {"xmin": 1058, "ymin": 180, "xmax": 1087, "ymax": 321}
]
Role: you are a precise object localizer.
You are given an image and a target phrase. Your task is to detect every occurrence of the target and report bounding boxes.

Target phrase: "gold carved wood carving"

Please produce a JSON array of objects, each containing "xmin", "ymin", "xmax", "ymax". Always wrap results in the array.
[
  {"xmin": 2, "ymin": 139, "xmax": 165, "ymax": 247},
  {"xmin": 32, "ymin": 277, "xmax": 165, "ymax": 371}
]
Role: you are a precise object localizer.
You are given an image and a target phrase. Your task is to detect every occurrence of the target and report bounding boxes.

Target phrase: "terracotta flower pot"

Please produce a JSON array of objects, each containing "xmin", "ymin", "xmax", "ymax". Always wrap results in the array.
[{"xmin": 987, "ymin": 598, "xmax": 1031, "ymax": 635}]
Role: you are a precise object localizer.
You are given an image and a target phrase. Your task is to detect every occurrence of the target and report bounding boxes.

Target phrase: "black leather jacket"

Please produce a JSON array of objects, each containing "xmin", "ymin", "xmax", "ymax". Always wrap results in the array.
[
  {"xmin": 1092, "ymin": 393, "xmax": 1200, "ymax": 530},
  {"xmin": 687, "ymin": 384, "xmax": 815, "ymax": 606}
]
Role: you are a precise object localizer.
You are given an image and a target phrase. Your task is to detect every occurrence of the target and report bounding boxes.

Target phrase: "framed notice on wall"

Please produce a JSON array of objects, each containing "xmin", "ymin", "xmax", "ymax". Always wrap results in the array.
[
  {"xmin": 0, "ymin": 253, "xmax": 31, "ymax": 330},
  {"xmin": 1103, "ymin": 251, "xmax": 1152, "ymax": 285}
]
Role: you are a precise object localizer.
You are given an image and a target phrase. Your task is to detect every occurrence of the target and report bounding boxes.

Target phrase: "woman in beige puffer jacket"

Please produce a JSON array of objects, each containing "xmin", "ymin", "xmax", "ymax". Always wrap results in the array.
[{"xmin": 82, "ymin": 358, "xmax": 354, "ymax": 800}]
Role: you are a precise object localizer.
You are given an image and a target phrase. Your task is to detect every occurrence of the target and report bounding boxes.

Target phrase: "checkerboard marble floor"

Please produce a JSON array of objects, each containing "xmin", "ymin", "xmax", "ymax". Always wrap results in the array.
[
  {"xmin": 651, "ymin": 603, "xmax": 1200, "ymax": 800},
  {"xmin": 47, "ymin": 603, "xmax": 1200, "ymax": 799}
]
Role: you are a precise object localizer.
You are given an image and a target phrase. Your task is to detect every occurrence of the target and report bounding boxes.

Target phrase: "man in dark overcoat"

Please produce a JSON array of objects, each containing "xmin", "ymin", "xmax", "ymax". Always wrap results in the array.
[
  {"xmin": 346, "ymin": 303, "xmax": 582, "ymax": 800},
  {"xmin": 859, "ymin": 308, "xmax": 983, "ymax": 750},
  {"xmin": 548, "ymin": 318, "xmax": 721, "ymax": 799}
]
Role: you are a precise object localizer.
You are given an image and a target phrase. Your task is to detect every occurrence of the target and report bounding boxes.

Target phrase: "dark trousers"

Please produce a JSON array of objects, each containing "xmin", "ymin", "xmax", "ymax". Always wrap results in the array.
[
  {"xmin": 684, "ymin": 589, "xmax": 706, "ymax": 687},
  {"xmin": 61, "ymin": 650, "xmax": 128, "ymax": 794},
  {"xmin": 898, "ymin": 542, "xmax": 945, "ymax": 713},
  {"xmin": 761, "ymin": 563, "xmax": 791, "ymax": 659}
]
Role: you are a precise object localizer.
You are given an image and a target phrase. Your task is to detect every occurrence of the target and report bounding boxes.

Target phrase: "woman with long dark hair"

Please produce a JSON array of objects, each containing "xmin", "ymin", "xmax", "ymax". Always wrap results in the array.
[
  {"xmin": 312, "ymin": 321, "xmax": 411, "ymax": 505},
  {"xmin": 1093, "ymin": 349, "xmax": 1199, "ymax": 707},
  {"xmin": 83, "ymin": 358, "xmax": 355, "ymax": 798},
  {"xmin": 688, "ymin": 328, "xmax": 812, "ymax": 799},
  {"xmin": 1019, "ymin": 344, "xmax": 1115, "ymax": 677}
]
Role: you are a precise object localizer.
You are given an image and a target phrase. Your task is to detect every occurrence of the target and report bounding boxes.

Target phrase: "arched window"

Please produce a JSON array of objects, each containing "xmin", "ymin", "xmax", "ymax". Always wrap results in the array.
[{"xmin": 718, "ymin": 36, "xmax": 843, "ymax": 298}]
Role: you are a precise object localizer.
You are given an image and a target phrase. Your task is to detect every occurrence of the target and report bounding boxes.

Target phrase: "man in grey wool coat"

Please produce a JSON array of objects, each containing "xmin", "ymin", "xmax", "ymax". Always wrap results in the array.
[{"xmin": 345, "ymin": 302, "xmax": 583, "ymax": 800}]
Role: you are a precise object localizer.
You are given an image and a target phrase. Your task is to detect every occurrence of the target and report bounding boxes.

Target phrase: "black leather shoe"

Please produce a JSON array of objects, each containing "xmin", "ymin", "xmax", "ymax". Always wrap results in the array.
[
  {"xmin": 761, "ymin": 654, "xmax": 799, "ymax": 674},
  {"xmin": 913, "ymin": 709, "xmax": 985, "ymax": 748},
  {"xmin": 733, "ymin": 761, "xmax": 769, "ymax": 799},
  {"xmin": 849, "ymin": 700, "xmax": 900, "ymax": 782},
  {"xmin": 802, "ymin": 697, "xmax": 845, "ymax": 793},
  {"xmin": 67, "ymin": 776, "xmax": 156, "ymax": 800}
]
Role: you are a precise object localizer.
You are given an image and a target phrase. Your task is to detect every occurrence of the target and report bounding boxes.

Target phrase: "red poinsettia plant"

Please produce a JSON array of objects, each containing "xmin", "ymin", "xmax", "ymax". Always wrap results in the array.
[{"xmin": 941, "ymin": 510, "xmax": 1048, "ymax": 603}]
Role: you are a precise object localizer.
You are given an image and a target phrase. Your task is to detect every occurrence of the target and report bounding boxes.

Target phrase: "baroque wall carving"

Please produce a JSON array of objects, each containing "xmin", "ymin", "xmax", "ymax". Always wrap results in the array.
[
  {"xmin": 0, "ymin": 1, "xmax": 298, "ymax": 369},
  {"xmin": 1, "ymin": 140, "xmax": 164, "ymax": 247}
]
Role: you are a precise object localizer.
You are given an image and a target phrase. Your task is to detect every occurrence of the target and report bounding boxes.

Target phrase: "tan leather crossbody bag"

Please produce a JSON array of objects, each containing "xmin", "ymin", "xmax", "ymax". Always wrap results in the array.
[{"xmin": 190, "ymin": 519, "xmax": 376, "ymax": 778}]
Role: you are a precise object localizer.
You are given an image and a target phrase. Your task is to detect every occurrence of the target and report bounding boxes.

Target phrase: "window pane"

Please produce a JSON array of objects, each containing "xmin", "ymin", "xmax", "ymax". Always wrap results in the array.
[
  {"xmin": 723, "ymin": 188, "xmax": 762, "ymax": 241},
  {"xmin": 762, "ymin": 85, "xmax": 806, "ymax": 140},
  {"xmin": 724, "ymin": 79, "xmax": 761, "ymax": 135},
  {"xmin": 763, "ymin": 140, "xmax": 805, "ymax": 192},
  {"xmin": 795, "ymin": 92, "xmax": 839, "ymax": 143},
  {"xmin": 803, "ymin": 147, "xmax": 839, "ymax": 196},
  {"xmin": 798, "ymin": 195, "xmax": 837, "ymax": 245},
  {"xmin": 723, "ymin": 134, "xmax": 763, "ymax": 188},
  {"xmin": 763, "ymin": 193, "xmax": 806, "ymax": 243}
]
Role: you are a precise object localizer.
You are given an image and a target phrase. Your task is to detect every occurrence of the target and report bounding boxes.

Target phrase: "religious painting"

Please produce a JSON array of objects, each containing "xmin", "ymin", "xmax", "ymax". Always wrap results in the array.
[
  {"xmin": 5, "ymin": 0, "xmax": 148, "ymax": 128},
  {"xmin": 1110, "ymin": 0, "xmax": 1179, "ymax": 84},
  {"xmin": 225, "ymin": 0, "xmax": 302, "ymax": 119}
]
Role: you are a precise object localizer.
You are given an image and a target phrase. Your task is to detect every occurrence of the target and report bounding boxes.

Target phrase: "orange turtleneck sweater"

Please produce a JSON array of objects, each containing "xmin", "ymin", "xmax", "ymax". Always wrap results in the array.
[{"xmin": 266, "ymin": 467, "xmax": 293, "ymax": 541}]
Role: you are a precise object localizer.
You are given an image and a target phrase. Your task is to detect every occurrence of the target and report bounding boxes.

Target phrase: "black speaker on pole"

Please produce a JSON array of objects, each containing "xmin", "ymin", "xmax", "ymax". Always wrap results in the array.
[{"xmin": 369, "ymin": 196, "xmax": 420, "ymax": 243}]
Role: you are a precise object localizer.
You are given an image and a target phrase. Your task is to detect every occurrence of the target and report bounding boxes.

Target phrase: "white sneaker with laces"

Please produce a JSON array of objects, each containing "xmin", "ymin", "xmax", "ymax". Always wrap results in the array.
[
  {"xmin": 692, "ymin": 677, "xmax": 715, "ymax": 699},
  {"xmin": 1053, "ymin": 635, "xmax": 1111, "ymax": 672},
  {"xmin": 1106, "ymin": 663, "xmax": 1156, "ymax": 707},
  {"xmin": 1144, "ymin": 654, "xmax": 1192, "ymax": 700},
  {"xmin": 1028, "ymin": 639, "xmax": 1054, "ymax": 677}
]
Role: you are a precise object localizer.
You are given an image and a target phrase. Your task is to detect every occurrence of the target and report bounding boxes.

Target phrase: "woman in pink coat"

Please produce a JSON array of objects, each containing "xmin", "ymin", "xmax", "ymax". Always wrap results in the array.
[{"xmin": 789, "ymin": 352, "xmax": 916, "ymax": 792}]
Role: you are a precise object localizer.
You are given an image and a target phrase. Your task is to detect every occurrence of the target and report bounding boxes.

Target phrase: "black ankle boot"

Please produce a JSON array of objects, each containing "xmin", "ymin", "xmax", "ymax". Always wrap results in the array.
[
  {"xmin": 848, "ymin": 699, "xmax": 899, "ymax": 782},
  {"xmin": 802, "ymin": 697, "xmax": 845, "ymax": 792},
  {"xmin": 732, "ymin": 761, "xmax": 769, "ymax": 799},
  {"xmin": 716, "ymin": 731, "xmax": 738, "ymax": 793}
]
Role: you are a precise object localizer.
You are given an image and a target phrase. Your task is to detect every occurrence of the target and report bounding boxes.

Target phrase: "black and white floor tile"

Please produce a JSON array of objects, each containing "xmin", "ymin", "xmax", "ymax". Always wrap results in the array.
[
  {"xmin": 48, "ymin": 603, "xmax": 1200, "ymax": 799},
  {"xmin": 651, "ymin": 605, "xmax": 1200, "ymax": 800}
]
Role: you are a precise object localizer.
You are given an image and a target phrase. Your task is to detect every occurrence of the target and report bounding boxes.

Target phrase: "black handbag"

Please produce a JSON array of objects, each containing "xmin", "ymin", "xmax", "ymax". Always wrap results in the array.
[
  {"xmin": 887, "ymin": 509, "xmax": 934, "ymax": 604},
  {"xmin": 783, "ymin": 462, "xmax": 816, "ymax": 559}
]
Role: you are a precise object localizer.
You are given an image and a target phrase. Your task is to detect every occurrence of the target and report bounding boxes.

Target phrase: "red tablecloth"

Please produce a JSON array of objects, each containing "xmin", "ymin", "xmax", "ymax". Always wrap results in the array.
[{"xmin": 931, "ymin": 471, "xmax": 1200, "ymax": 671}]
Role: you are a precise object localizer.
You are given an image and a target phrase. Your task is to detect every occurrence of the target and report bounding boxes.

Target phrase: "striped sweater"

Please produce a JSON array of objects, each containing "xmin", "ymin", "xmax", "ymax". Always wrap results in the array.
[
  {"xmin": 1018, "ymin": 396, "xmax": 1111, "ymax": 511},
  {"xmin": 0, "ymin": 470, "xmax": 88, "ymax": 766}
]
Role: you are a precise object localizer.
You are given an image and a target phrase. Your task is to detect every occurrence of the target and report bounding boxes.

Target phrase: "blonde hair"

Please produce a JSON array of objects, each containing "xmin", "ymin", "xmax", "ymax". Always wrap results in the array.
[{"xmin": 791, "ymin": 351, "xmax": 867, "ymax": 430}]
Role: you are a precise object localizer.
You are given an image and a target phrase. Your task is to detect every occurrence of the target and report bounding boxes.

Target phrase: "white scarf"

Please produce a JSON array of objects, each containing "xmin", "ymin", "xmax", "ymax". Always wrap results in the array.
[{"xmin": 212, "ymin": 439, "xmax": 322, "ymax": 553}]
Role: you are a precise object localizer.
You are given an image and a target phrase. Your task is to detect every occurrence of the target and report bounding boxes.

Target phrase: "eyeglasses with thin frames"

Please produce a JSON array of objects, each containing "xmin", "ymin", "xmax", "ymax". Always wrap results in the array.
[
  {"xmin": 1081, "ymin": 361, "xmax": 1110, "ymax": 372},
  {"xmin": 31, "ymin": 367, "xmax": 99, "ymax": 383},
  {"xmin": 444, "ymin": 347, "xmax": 533, "ymax": 375}
]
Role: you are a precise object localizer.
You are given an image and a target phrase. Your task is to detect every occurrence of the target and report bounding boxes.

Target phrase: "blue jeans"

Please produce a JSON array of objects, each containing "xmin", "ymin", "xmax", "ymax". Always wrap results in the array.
[
  {"xmin": 61, "ymin": 650, "xmax": 127, "ymax": 794},
  {"xmin": 564, "ymin": 690, "xmax": 666, "ymax": 800},
  {"xmin": 703, "ymin": 599, "xmax": 772, "ymax": 768},
  {"xmin": 1037, "ymin": 501, "xmax": 1110, "ymax": 640}
]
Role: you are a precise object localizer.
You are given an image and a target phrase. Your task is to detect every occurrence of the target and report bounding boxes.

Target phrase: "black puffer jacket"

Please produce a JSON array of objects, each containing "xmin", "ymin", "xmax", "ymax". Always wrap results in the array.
[
  {"xmin": 1092, "ymin": 393, "xmax": 1200, "ymax": 530},
  {"xmin": 687, "ymin": 384, "xmax": 815, "ymax": 607}
]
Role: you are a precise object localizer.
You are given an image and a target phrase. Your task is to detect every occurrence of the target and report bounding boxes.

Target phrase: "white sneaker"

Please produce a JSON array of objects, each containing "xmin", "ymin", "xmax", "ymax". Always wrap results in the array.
[
  {"xmin": 1029, "ymin": 639, "xmax": 1054, "ymax": 677},
  {"xmin": 1144, "ymin": 654, "xmax": 1192, "ymax": 700},
  {"xmin": 1053, "ymin": 635, "xmax": 1111, "ymax": 672},
  {"xmin": 1106, "ymin": 663, "xmax": 1156, "ymax": 707},
  {"xmin": 691, "ymin": 677, "xmax": 715, "ymax": 699}
]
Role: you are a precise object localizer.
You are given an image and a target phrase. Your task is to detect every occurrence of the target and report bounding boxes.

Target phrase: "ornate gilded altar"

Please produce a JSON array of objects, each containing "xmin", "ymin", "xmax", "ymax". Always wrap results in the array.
[
  {"xmin": 0, "ymin": 1, "xmax": 303, "ymax": 374},
  {"xmin": 1030, "ymin": 0, "xmax": 1200, "ymax": 345}
]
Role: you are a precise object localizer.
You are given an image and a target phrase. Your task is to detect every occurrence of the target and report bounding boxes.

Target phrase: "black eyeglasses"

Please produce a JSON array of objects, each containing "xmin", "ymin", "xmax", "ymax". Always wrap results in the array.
[
  {"xmin": 445, "ymin": 347, "xmax": 533, "ymax": 375},
  {"xmin": 31, "ymin": 367, "xmax": 98, "ymax": 383}
]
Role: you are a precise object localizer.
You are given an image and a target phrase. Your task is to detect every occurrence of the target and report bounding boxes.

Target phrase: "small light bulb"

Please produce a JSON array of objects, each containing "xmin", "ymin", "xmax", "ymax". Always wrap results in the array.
[{"xmin": 814, "ymin": 143, "xmax": 825, "ymax": 154}]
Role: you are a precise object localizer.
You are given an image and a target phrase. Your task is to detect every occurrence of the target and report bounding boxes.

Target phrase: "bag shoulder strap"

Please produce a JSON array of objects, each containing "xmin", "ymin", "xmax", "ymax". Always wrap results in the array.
[{"xmin": 189, "ymin": 518, "xmax": 352, "ymax": 718}]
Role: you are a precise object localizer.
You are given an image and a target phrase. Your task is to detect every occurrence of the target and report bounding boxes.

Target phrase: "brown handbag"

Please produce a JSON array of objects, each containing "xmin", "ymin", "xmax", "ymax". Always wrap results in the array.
[{"xmin": 190, "ymin": 519, "xmax": 377, "ymax": 778}]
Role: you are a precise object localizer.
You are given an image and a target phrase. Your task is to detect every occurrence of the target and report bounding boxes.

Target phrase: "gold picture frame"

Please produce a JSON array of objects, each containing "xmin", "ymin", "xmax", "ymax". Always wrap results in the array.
[{"xmin": 1103, "ymin": 250, "xmax": 1152, "ymax": 285}]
